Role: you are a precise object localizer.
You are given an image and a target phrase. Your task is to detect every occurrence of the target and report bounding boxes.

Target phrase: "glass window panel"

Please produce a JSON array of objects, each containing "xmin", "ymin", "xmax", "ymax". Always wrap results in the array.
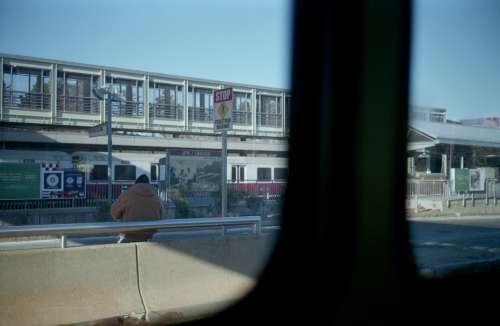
[
  {"xmin": 66, "ymin": 79, "xmax": 77, "ymax": 96},
  {"xmin": 262, "ymin": 95, "xmax": 276, "ymax": 114},
  {"xmin": 188, "ymin": 87, "xmax": 193, "ymax": 106},
  {"xmin": 257, "ymin": 168, "xmax": 272, "ymax": 181},
  {"xmin": 12, "ymin": 74, "xmax": 29, "ymax": 92},
  {"xmin": 43, "ymin": 76, "xmax": 50, "ymax": 94},
  {"xmin": 274, "ymin": 168, "xmax": 288, "ymax": 181},
  {"xmin": 115, "ymin": 165, "xmax": 136, "ymax": 181},
  {"xmin": 177, "ymin": 87, "xmax": 183, "ymax": 106},
  {"xmin": 239, "ymin": 166, "xmax": 245, "ymax": 181},
  {"xmin": 168, "ymin": 87, "xmax": 175, "ymax": 105},
  {"xmin": 29, "ymin": 75, "xmax": 41, "ymax": 93},
  {"xmin": 149, "ymin": 87, "xmax": 158, "ymax": 104},
  {"xmin": 90, "ymin": 165, "xmax": 108, "ymax": 181},
  {"xmin": 3, "ymin": 70, "xmax": 11, "ymax": 91},
  {"xmin": 151, "ymin": 164, "xmax": 158, "ymax": 181},
  {"xmin": 231, "ymin": 166, "xmax": 237, "ymax": 181},
  {"xmin": 138, "ymin": 85, "xmax": 143, "ymax": 102}
]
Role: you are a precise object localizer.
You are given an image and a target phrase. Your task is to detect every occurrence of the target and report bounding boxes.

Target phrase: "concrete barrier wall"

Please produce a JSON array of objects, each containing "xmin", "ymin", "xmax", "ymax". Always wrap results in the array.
[
  {"xmin": 0, "ymin": 244, "xmax": 144, "ymax": 326},
  {"xmin": 137, "ymin": 236, "xmax": 276, "ymax": 323},
  {"xmin": 0, "ymin": 234, "xmax": 277, "ymax": 325}
]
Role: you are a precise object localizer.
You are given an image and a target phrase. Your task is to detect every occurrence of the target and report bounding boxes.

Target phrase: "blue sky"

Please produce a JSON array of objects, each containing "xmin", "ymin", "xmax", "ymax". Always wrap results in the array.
[
  {"xmin": 411, "ymin": 0, "xmax": 500, "ymax": 120},
  {"xmin": 0, "ymin": 0, "xmax": 291, "ymax": 89},
  {"xmin": 1, "ymin": 0, "xmax": 499, "ymax": 120}
]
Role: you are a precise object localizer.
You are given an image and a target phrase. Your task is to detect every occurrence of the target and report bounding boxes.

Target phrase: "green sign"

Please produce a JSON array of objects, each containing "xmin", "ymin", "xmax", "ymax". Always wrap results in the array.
[
  {"xmin": 0, "ymin": 163, "xmax": 40, "ymax": 199},
  {"xmin": 454, "ymin": 168, "xmax": 469, "ymax": 193}
]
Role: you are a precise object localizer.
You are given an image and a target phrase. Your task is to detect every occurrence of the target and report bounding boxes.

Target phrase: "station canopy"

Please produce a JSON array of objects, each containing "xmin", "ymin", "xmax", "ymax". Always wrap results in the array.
[{"xmin": 408, "ymin": 120, "xmax": 500, "ymax": 151}]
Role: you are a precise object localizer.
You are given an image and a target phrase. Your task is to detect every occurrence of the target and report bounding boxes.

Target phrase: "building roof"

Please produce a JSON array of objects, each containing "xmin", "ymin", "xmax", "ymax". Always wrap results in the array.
[
  {"xmin": 408, "ymin": 120, "xmax": 500, "ymax": 149},
  {"xmin": 0, "ymin": 52, "xmax": 289, "ymax": 93}
]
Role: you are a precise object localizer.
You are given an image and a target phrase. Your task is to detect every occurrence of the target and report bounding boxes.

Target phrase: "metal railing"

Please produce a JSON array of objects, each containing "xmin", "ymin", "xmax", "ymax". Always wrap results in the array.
[
  {"xmin": 407, "ymin": 180, "xmax": 446, "ymax": 198},
  {"xmin": 188, "ymin": 106, "xmax": 214, "ymax": 122},
  {"xmin": 233, "ymin": 111, "xmax": 252, "ymax": 125},
  {"xmin": 0, "ymin": 216, "xmax": 262, "ymax": 248},
  {"xmin": 149, "ymin": 103, "xmax": 183, "ymax": 120},
  {"xmin": 111, "ymin": 101, "xmax": 144, "ymax": 117},
  {"xmin": 2, "ymin": 90, "xmax": 51, "ymax": 111},
  {"xmin": 407, "ymin": 178, "xmax": 500, "ymax": 211},
  {"xmin": 0, "ymin": 198, "xmax": 101, "ymax": 211},
  {"xmin": 257, "ymin": 113, "xmax": 282, "ymax": 128},
  {"xmin": 57, "ymin": 95, "xmax": 99, "ymax": 114},
  {"xmin": 0, "ymin": 182, "xmax": 286, "ymax": 211},
  {"xmin": 228, "ymin": 180, "xmax": 287, "ymax": 199}
]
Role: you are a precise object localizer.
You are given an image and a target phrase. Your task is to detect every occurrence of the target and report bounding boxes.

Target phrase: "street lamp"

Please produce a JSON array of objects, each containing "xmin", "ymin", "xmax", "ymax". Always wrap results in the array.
[{"xmin": 93, "ymin": 86, "xmax": 126, "ymax": 204}]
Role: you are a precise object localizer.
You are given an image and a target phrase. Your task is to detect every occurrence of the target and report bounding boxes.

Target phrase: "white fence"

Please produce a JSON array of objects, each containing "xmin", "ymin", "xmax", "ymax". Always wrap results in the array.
[{"xmin": 407, "ymin": 179, "xmax": 500, "ymax": 211}]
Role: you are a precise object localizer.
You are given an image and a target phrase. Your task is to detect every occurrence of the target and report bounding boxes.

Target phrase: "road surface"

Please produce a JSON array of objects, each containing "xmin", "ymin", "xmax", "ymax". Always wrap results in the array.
[{"xmin": 410, "ymin": 215, "xmax": 500, "ymax": 275}]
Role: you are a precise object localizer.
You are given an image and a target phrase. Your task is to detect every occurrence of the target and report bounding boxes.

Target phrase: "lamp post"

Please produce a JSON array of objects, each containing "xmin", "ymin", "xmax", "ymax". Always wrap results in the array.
[{"xmin": 93, "ymin": 86, "xmax": 125, "ymax": 203}]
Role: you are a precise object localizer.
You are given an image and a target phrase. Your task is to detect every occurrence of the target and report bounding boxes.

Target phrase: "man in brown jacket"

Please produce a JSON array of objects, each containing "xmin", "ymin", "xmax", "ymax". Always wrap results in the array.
[{"xmin": 111, "ymin": 174, "xmax": 164, "ymax": 243}]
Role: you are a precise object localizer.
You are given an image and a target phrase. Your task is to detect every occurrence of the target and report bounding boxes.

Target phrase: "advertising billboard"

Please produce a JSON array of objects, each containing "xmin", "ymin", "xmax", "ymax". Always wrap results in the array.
[
  {"xmin": 63, "ymin": 171, "xmax": 86, "ymax": 198},
  {"xmin": 0, "ymin": 163, "xmax": 41, "ymax": 199},
  {"xmin": 161, "ymin": 148, "xmax": 222, "ymax": 217}
]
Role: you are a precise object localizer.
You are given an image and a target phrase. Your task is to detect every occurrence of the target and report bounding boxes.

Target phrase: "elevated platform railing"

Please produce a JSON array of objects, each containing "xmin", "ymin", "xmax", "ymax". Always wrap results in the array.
[
  {"xmin": 2, "ymin": 90, "xmax": 51, "ymax": 111},
  {"xmin": 0, "ymin": 216, "xmax": 262, "ymax": 248}
]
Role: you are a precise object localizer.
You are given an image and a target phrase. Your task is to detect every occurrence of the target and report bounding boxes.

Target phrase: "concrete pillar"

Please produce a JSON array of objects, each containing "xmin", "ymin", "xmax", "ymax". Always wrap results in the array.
[
  {"xmin": 144, "ymin": 75, "xmax": 149, "ymax": 130},
  {"xmin": 51, "ymin": 64, "xmax": 58, "ymax": 124},
  {"xmin": 184, "ymin": 80, "xmax": 189, "ymax": 131},
  {"xmin": 426, "ymin": 155, "xmax": 431, "ymax": 174},
  {"xmin": 252, "ymin": 88, "xmax": 257, "ymax": 136},
  {"xmin": 441, "ymin": 154, "xmax": 447, "ymax": 176},
  {"xmin": 100, "ymin": 70, "xmax": 106, "ymax": 124},
  {"xmin": 460, "ymin": 156, "xmax": 464, "ymax": 169},
  {"xmin": 407, "ymin": 157, "xmax": 415, "ymax": 176}
]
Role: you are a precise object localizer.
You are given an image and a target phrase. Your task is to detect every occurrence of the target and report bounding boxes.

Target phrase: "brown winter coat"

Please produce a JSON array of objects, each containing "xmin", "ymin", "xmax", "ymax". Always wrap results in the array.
[{"xmin": 111, "ymin": 183, "xmax": 164, "ymax": 239}]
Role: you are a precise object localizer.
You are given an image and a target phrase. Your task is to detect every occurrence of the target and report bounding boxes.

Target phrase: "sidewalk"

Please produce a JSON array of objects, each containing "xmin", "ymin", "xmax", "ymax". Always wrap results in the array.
[{"xmin": 408, "ymin": 214, "xmax": 500, "ymax": 222}]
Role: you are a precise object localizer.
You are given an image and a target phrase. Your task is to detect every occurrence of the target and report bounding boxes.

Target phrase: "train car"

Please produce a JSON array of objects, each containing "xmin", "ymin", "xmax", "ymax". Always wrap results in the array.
[{"xmin": 0, "ymin": 148, "xmax": 288, "ymax": 199}]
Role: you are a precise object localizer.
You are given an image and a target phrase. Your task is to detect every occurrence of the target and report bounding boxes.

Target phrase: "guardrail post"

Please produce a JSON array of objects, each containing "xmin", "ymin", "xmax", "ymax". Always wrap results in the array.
[
  {"xmin": 486, "ymin": 180, "xmax": 489, "ymax": 206},
  {"xmin": 61, "ymin": 235, "xmax": 67, "ymax": 248},
  {"xmin": 493, "ymin": 182, "xmax": 497, "ymax": 206},
  {"xmin": 472, "ymin": 192, "xmax": 475, "ymax": 207},
  {"xmin": 255, "ymin": 220, "xmax": 262, "ymax": 235},
  {"xmin": 463, "ymin": 193, "xmax": 466, "ymax": 207},
  {"xmin": 415, "ymin": 182, "xmax": 419, "ymax": 213}
]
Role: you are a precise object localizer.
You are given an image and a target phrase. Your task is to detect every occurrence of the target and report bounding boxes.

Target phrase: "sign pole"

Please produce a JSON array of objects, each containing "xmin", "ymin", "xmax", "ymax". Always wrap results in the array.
[
  {"xmin": 107, "ymin": 95, "xmax": 113, "ymax": 204},
  {"xmin": 213, "ymin": 87, "xmax": 232, "ymax": 218},
  {"xmin": 222, "ymin": 130, "xmax": 227, "ymax": 217}
]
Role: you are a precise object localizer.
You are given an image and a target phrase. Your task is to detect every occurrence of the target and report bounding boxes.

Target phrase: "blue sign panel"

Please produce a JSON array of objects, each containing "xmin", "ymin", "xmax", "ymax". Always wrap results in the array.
[
  {"xmin": 64, "ymin": 171, "xmax": 86, "ymax": 198},
  {"xmin": 42, "ymin": 171, "xmax": 64, "ymax": 191}
]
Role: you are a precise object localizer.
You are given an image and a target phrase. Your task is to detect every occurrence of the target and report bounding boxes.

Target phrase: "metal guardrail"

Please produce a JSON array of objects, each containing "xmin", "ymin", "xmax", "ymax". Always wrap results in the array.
[
  {"xmin": 407, "ymin": 180, "xmax": 446, "ymax": 197},
  {"xmin": 111, "ymin": 101, "xmax": 144, "ymax": 117},
  {"xmin": 257, "ymin": 113, "xmax": 282, "ymax": 128},
  {"xmin": 149, "ymin": 103, "xmax": 183, "ymax": 120},
  {"xmin": 0, "ymin": 216, "xmax": 262, "ymax": 248},
  {"xmin": 188, "ymin": 106, "xmax": 214, "ymax": 122},
  {"xmin": 233, "ymin": 111, "xmax": 252, "ymax": 125},
  {"xmin": 3, "ymin": 90, "xmax": 51, "ymax": 111},
  {"xmin": 0, "ymin": 198, "xmax": 100, "ymax": 210},
  {"xmin": 57, "ymin": 95, "xmax": 99, "ymax": 114},
  {"xmin": 407, "ymin": 179, "xmax": 500, "ymax": 212}
]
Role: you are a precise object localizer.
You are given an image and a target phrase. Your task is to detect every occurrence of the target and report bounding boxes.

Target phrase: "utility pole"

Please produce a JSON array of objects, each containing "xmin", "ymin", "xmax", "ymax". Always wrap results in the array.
[{"xmin": 107, "ymin": 94, "xmax": 112, "ymax": 204}]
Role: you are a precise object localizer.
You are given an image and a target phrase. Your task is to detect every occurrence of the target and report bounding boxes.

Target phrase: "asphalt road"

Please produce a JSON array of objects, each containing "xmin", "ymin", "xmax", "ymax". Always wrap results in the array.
[
  {"xmin": 5, "ymin": 215, "xmax": 500, "ymax": 277},
  {"xmin": 409, "ymin": 215, "xmax": 500, "ymax": 274}
]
